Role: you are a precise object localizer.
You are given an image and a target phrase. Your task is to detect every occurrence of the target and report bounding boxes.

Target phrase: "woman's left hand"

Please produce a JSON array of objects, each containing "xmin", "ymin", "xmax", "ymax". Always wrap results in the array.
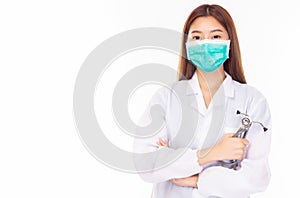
[
  {"xmin": 171, "ymin": 174, "xmax": 198, "ymax": 188},
  {"xmin": 157, "ymin": 137, "xmax": 198, "ymax": 188}
]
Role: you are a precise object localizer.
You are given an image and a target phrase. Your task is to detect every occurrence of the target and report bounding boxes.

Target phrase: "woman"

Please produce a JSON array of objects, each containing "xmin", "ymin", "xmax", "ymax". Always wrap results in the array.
[{"xmin": 134, "ymin": 4, "xmax": 271, "ymax": 198}]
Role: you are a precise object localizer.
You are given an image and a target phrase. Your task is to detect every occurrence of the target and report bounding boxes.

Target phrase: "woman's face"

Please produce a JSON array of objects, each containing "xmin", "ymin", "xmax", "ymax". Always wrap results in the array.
[{"xmin": 187, "ymin": 16, "xmax": 229, "ymax": 42}]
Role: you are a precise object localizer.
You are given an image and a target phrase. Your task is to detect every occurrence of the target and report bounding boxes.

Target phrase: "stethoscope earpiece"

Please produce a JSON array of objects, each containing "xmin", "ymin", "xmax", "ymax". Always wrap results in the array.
[{"xmin": 236, "ymin": 110, "xmax": 268, "ymax": 132}]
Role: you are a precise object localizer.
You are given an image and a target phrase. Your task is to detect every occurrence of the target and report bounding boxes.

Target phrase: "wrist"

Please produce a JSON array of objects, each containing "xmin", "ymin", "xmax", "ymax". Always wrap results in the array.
[
  {"xmin": 197, "ymin": 147, "xmax": 216, "ymax": 165},
  {"xmin": 191, "ymin": 174, "xmax": 199, "ymax": 188}
]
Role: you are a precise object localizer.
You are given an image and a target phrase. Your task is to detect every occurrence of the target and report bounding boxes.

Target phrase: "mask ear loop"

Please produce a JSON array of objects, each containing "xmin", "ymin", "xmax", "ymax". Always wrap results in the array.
[{"xmin": 227, "ymin": 40, "xmax": 231, "ymax": 58}]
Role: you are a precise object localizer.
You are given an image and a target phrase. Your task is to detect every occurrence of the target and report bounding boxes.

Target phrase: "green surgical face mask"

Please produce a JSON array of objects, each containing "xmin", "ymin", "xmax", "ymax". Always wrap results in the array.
[{"xmin": 186, "ymin": 39, "xmax": 230, "ymax": 72}]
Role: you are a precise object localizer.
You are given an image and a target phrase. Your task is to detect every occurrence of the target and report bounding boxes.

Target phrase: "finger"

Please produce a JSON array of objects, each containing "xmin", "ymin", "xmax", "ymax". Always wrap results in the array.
[
  {"xmin": 158, "ymin": 138, "xmax": 163, "ymax": 143},
  {"xmin": 231, "ymin": 138, "xmax": 245, "ymax": 145},
  {"xmin": 233, "ymin": 149, "xmax": 244, "ymax": 160},
  {"xmin": 171, "ymin": 178, "xmax": 179, "ymax": 185},
  {"xmin": 242, "ymin": 139, "xmax": 249, "ymax": 146},
  {"xmin": 225, "ymin": 133, "xmax": 235, "ymax": 137},
  {"xmin": 233, "ymin": 138, "xmax": 248, "ymax": 146},
  {"xmin": 171, "ymin": 178, "xmax": 185, "ymax": 186},
  {"xmin": 159, "ymin": 138, "xmax": 165, "ymax": 144},
  {"xmin": 156, "ymin": 140, "xmax": 160, "ymax": 146},
  {"xmin": 160, "ymin": 138, "xmax": 168, "ymax": 146},
  {"xmin": 157, "ymin": 138, "xmax": 165, "ymax": 146},
  {"xmin": 158, "ymin": 139, "xmax": 165, "ymax": 146}
]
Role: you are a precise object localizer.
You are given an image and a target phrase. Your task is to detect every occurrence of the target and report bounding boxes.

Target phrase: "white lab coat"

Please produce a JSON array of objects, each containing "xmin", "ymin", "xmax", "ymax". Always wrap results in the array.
[{"xmin": 133, "ymin": 71, "xmax": 272, "ymax": 198}]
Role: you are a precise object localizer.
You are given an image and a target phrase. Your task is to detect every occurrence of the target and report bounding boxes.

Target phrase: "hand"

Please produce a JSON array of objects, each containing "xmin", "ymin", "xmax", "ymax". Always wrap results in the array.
[
  {"xmin": 213, "ymin": 133, "xmax": 249, "ymax": 161},
  {"xmin": 171, "ymin": 174, "xmax": 198, "ymax": 188},
  {"xmin": 156, "ymin": 137, "xmax": 168, "ymax": 147},
  {"xmin": 197, "ymin": 133, "xmax": 249, "ymax": 165},
  {"xmin": 157, "ymin": 139, "xmax": 198, "ymax": 188}
]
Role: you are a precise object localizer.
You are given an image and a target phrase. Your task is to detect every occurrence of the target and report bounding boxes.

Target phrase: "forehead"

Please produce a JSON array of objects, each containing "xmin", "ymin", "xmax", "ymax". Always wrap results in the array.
[{"xmin": 189, "ymin": 16, "xmax": 226, "ymax": 33}]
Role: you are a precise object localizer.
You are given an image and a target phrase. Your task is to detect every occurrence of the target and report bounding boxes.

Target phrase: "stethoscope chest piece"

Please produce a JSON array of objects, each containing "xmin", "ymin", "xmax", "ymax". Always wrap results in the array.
[{"xmin": 242, "ymin": 117, "xmax": 251, "ymax": 128}]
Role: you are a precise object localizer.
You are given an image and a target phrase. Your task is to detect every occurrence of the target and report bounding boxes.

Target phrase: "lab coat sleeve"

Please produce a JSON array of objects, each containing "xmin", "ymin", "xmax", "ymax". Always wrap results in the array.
[
  {"xmin": 196, "ymin": 97, "xmax": 272, "ymax": 198},
  {"xmin": 133, "ymin": 87, "xmax": 203, "ymax": 183}
]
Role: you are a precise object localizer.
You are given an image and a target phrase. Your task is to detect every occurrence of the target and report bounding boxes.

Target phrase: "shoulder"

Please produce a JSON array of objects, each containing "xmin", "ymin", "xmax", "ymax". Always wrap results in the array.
[
  {"xmin": 231, "ymin": 79, "xmax": 271, "ymax": 117},
  {"xmin": 232, "ymin": 80, "xmax": 267, "ymax": 103},
  {"xmin": 149, "ymin": 79, "xmax": 190, "ymax": 105},
  {"xmin": 229, "ymin": 80, "xmax": 272, "ymax": 124}
]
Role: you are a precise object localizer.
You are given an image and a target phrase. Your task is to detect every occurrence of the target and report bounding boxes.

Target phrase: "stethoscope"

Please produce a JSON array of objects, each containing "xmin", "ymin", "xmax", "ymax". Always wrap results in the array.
[{"xmin": 218, "ymin": 110, "xmax": 268, "ymax": 170}]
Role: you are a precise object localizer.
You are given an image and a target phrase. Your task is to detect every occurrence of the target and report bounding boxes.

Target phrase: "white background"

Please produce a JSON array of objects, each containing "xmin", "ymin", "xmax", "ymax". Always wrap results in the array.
[{"xmin": 0, "ymin": 0, "xmax": 298, "ymax": 197}]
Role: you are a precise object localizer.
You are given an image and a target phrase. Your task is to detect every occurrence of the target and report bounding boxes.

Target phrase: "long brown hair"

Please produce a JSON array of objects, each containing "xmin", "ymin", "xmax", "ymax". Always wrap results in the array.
[{"xmin": 178, "ymin": 4, "xmax": 246, "ymax": 84}]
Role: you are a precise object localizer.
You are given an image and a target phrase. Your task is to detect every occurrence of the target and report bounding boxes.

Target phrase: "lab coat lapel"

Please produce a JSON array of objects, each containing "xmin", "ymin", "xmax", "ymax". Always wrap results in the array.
[
  {"xmin": 185, "ymin": 72, "xmax": 206, "ymax": 116},
  {"xmin": 185, "ymin": 72, "xmax": 235, "ymax": 148}
]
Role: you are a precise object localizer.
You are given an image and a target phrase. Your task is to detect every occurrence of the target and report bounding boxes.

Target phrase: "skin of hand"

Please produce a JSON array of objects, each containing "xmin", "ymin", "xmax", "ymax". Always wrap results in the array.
[
  {"xmin": 156, "ymin": 137, "xmax": 168, "ymax": 147},
  {"xmin": 171, "ymin": 174, "xmax": 198, "ymax": 188},
  {"xmin": 197, "ymin": 133, "xmax": 249, "ymax": 165},
  {"xmin": 156, "ymin": 137, "xmax": 199, "ymax": 188}
]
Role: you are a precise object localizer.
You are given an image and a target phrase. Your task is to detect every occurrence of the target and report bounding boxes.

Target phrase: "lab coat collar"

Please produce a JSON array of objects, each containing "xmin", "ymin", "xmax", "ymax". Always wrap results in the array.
[{"xmin": 185, "ymin": 71, "xmax": 235, "ymax": 98}]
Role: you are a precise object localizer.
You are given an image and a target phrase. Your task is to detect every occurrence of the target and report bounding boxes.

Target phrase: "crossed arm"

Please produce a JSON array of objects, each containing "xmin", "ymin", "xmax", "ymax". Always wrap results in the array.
[{"xmin": 156, "ymin": 134, "xmax": 249, "ymax": 188}]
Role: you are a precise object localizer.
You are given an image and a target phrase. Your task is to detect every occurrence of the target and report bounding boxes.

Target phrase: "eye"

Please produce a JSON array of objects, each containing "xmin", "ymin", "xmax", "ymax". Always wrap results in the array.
[
  {"xmin": 212, "ymin": 35, "xmax": 221, "ymax": 39},
  {"xmin": 192, "ymin": 36, "xmax": 201, "ymax": 40}
]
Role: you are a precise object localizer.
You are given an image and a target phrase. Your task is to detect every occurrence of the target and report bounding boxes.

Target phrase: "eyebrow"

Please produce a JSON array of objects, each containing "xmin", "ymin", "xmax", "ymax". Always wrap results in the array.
[{"xmin": 191, "ymin": 29, "xmax": 223, "ymax": 34}]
